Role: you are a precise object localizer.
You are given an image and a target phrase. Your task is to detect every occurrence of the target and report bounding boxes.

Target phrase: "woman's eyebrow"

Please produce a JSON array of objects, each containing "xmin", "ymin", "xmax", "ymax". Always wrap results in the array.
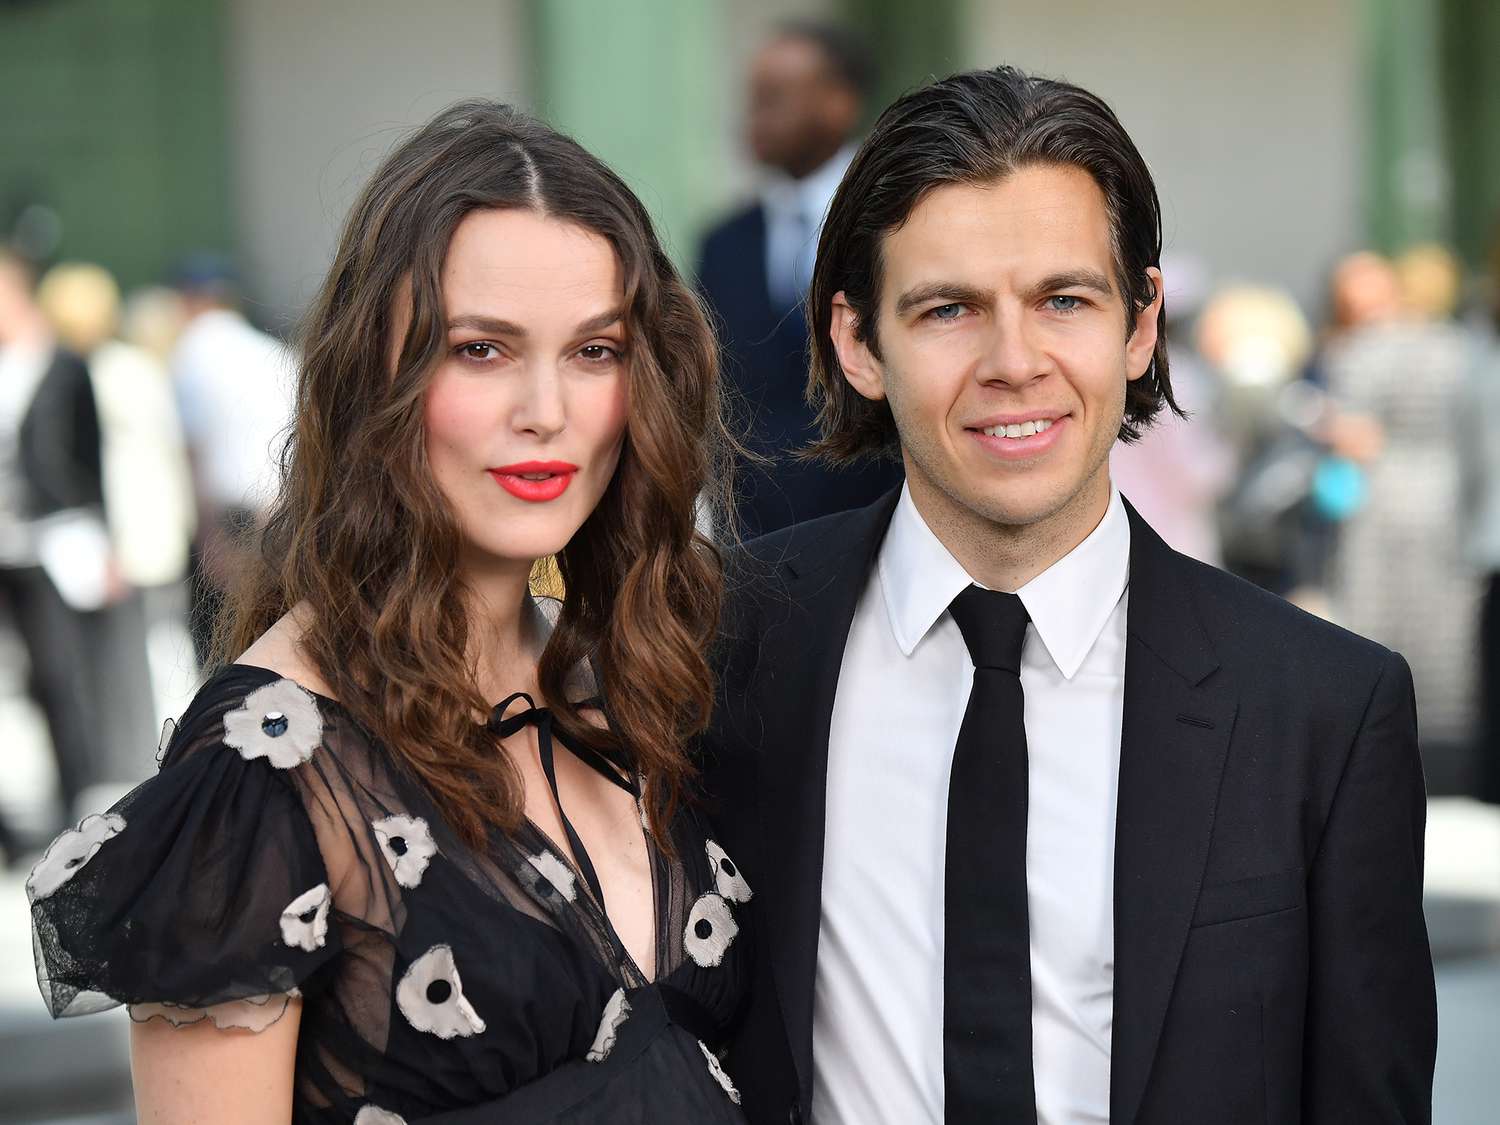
[
  {"xmin": 574, "ymin": 307, "xmax": 626, "ymax": 335},
  {"xmin": 447, "ymin": 314, "xmax": 525, "ymax": 336},
  {"xmin": 444, "ymin": 309, "xmax": 625, "ymax": 336}
]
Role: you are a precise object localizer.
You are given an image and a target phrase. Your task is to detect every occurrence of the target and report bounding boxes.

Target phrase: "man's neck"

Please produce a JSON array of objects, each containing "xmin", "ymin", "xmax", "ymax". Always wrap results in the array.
[
  {"xmin": 778, "ymin": 140, "xmax": 847, "ymax": 184},
  {"xmin": 905, "ymin": 471, "xmax": 1113, "ymax": 593}
]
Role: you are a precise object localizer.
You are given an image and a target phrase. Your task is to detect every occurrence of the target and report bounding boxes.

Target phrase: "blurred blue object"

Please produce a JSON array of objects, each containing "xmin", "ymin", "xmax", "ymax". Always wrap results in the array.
[{"xmin": 1312, "ymin": 455, "xmax": 1367, "ymax": 521}]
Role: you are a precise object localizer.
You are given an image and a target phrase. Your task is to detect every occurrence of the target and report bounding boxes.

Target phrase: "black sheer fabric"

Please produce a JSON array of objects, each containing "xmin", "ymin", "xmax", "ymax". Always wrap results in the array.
[{"xmin": 29, "ymin": 662, "xmax": 751, "ymax": 1123}]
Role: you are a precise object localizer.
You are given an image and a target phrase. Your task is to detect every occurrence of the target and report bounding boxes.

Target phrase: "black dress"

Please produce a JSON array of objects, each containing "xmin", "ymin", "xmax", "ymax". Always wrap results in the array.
[{"xmin": 29, "ymin": 663, "xmax": 752, "ymax": 1123}]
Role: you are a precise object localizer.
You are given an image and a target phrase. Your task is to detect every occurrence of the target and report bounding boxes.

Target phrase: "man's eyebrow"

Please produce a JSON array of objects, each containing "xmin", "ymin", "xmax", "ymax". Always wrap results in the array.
[
  {"xmin": 1024, "ymin": 270, "xmax": 1115, "ymax": 301},
  {"xmin": 893, "ymin": 282, "xmax": 991, "ymax": 318}
]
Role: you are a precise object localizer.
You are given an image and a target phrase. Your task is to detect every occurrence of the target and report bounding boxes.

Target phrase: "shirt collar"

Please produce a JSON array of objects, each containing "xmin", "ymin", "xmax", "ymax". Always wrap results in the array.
[
  {"xmin": 877, "ymin": 482, "xmax": 1131, "ymax": 680},
  {"xmin": 761, "ymin": 144, "xmax": 857, "ymax": 225}
]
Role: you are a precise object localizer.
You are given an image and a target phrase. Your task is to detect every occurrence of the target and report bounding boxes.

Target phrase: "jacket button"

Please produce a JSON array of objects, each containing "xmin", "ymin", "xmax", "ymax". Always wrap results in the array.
[{"xmin": 787, "ymin": 1106, "xmax": 802, "ymax": 1125}]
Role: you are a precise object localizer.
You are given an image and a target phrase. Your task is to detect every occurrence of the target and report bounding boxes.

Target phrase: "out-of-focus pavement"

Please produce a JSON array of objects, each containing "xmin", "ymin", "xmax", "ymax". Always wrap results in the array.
[{"xmin": 1, "ymin": 668, "xmax": 1498, "ymax": 1121}]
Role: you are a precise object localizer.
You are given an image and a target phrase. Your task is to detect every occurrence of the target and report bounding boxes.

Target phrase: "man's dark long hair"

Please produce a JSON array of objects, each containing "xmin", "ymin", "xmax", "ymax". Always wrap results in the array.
[{"xmin": 806, "ymin": 65, "xmax": 1180, "ymax": 462}]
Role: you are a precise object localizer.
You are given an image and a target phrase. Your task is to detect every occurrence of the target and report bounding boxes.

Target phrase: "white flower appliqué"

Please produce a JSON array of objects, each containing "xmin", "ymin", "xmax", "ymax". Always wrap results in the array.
[
  {"xmin": 27, "ymin": 813, "xmax": 126, "ymax": 902},
  {"xmin": 684, "ymin": 892, "xmax": 738, "ymax": 968},
  {"xmin": 129, "ymin": 992, "xmax": 292, "ymax": 1032},
  {"xmin": 699, "ymin": 1040, "xmax": 742, "ymax": 1104},
  {"xmin": 372, "ymin": 814, "xmax": 437, "ymax": 889},
  {"xmin": 705, "ymin": 839, "xmax": 752, "ymax": 904},
  {"xmin": 222, "ymin": 677, "xmax": 323, "ymax": 769},
  {"xmin": 524, "ymin": 849, "xmax": 578, "ymax": 903},
  {"xmin": 354, "ymin": 1107, "xmax": 407, "ymax": 1125},
  {"xmin": 586, "ymin": 987, "xmax": 632, "ymax": 1062},
  {"xmin": 396, "ymin": 944, "xmax": 486, "ymax": 1039},
  {"xmin": 280, "ymin": 883, "xmax": 331, "ymax": 951}
]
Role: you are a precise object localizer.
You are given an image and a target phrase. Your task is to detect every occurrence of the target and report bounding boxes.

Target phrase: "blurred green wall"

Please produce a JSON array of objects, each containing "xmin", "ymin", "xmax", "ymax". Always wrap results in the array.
[
  {"xmin": 530, "ymin": 0, "xmax": 725, "ymax": 268},
  {"xmin": 843, "ymin": 0, "xmax": 959, "ymax": 115},
  {"xmin": 0, "ymin": 0, "xmax": 230, "ymax": 290},
  {"xmin": 1440, "ymin": 0, "xmax": 1500, "ymax": 269},
  {"xmin": 1365, "ymin": 0, "xmax": 1500, "ymax": 266}
]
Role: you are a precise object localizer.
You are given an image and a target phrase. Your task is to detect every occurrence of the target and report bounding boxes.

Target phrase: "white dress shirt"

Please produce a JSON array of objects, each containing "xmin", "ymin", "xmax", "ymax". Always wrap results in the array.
[
  {"xmin": 760, "ymin": 145, "xmax": 855, "ymax": 310},
  {"xmin": 171, "ymin": 309, "xmax": 296, "ymax": 513},
  {"xmin": 812, "ymin": 484, "xmax": 1130, "ymax": 1125}
]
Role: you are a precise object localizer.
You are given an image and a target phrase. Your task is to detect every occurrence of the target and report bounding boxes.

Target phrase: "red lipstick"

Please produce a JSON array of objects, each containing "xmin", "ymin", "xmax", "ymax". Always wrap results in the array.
[{"xmin": 488, "ymin": 461, "xmax": 578, "ymax": 503}]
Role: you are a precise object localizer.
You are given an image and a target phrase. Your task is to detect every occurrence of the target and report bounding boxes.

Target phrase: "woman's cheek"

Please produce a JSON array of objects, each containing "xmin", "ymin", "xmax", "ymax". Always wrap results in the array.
[
  {"xmin": 587, "ymin": 373, "xmax": 631, "ymax": 460},
  {"xmin": 424, "ymin": 370, "xmax": 490, "ymax": 465}
]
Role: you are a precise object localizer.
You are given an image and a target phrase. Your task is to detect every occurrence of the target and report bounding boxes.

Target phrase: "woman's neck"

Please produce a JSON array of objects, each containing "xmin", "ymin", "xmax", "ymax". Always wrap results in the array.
[{"xmin": 462, "ymin": 557, "xmax": 543, "ymax": 703}]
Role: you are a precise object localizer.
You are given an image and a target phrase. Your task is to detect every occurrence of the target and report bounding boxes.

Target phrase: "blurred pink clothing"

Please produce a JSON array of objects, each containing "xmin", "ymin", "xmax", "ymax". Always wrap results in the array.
[{"xmin": 1110, "ymin": 357, "xmax": 1233, "ymax": 566}]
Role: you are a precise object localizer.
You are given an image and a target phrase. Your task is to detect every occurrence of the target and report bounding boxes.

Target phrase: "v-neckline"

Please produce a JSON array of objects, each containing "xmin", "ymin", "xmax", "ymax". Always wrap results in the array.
[
  {"xmin": 488, "ymin": 693, "xmax": 661, "ymax": 986},
  {"xmin": 516, "ymin": 812, "xmax": 662, "ymax": 986},
  {"xmin": 224, "ymin": 662, "xmax": 664, "ymax": 985}
]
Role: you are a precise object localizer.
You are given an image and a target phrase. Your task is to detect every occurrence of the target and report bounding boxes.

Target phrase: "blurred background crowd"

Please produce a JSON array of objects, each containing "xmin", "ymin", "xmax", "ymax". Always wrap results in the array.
[{"xmin": 2, "ymin": 0, "xmax": 1499, "ymax": 1121}]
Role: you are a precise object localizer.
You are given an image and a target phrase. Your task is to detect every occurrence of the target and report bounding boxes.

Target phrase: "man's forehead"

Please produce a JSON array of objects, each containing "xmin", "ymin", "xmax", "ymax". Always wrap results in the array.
[
  {"xmin": 754, "ymin": 34, "xmax": 829, "ymax": 80},
  {"xmin": 881, "ymin": 169, "xmax": 1115, "ymax": 286}
]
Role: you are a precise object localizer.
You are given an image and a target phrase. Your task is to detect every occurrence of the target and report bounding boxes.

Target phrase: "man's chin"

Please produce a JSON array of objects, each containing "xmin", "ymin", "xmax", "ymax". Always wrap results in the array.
[{"xmin": 938, "ymin": 477, "xmax": 1077, "ymax": 532}]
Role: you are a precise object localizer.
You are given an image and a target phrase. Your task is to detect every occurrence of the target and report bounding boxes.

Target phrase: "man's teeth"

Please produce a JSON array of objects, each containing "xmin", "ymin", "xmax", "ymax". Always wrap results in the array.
[{"xmin": 980, "ymin": 418, "xmax": 1055, "ymax": 439}]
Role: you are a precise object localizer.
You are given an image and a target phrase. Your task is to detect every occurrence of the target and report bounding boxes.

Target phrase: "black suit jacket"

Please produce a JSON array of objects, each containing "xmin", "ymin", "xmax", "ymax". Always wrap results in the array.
[
  {"xmin": 702, "ymin": 489, "xmax": 1436, "ymax": 1125},
  {"xmin": 15, "ymin": 346, "xmax": 103, "ymax": 518},
  {"xmin": 697, "ymin": 205, "xmax": 901, "ymax": 538}
]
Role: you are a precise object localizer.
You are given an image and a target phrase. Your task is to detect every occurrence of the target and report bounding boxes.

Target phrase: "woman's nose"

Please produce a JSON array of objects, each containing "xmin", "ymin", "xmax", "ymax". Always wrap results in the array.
[{"xmin": 512, "ymin": 364, "xmax": 566, "ymax": 439}]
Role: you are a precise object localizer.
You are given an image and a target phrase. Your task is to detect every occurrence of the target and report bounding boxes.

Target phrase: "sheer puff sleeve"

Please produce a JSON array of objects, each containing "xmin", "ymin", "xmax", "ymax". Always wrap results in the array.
[{"xmin": 30, "ymin": 674, "xmax": 343, "ymax": 1031}]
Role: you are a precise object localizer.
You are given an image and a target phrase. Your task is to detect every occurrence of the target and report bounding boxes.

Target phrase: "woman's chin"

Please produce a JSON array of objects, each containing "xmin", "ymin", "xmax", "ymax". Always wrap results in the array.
[{"xmin": 460, "ymin": 537, "xmax": 570, "ymax": 579}]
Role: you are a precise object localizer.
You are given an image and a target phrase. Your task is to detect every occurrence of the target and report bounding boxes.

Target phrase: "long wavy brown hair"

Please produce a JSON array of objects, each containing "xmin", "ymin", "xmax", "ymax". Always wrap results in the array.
[{"xmin": 220, "ymin": 101, "xmax": 731, "ymax": 848}]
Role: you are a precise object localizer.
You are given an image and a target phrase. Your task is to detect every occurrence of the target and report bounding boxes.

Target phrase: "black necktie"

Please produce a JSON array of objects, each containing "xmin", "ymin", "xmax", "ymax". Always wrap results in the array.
[{"xmin": 944, "ymin": 584, "xmax": 1036, "ymax": 1124}]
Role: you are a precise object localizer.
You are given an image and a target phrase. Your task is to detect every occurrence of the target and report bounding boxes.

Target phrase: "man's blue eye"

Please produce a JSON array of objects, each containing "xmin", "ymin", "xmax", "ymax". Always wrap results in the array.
[
  {"xmin": 1048, "ymin": 295, "xmax": 1082, "ymax": 312},
  {"xmin": 930, "ymin": 304, "xmax": 965, "ymax": 320}
]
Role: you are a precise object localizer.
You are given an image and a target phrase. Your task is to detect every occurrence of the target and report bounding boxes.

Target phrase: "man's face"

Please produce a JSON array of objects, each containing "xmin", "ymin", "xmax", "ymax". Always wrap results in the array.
[
  {"xmin": 746, "ymin": 36, "xmax": 854, "ymax": 178},
  {"xmin": 0, "ymin": 260, "xmax": 34, "ymax": 343},
  {"xmin": 831, "ymin": 165, "xmax": 1161, "ymax": 541}
]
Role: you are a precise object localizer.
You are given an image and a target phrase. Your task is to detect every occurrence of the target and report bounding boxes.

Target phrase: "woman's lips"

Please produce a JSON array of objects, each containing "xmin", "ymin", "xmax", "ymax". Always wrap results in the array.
[{"xmin": 488, "ymin": 461, "xmax": 578, "ymax": 503}]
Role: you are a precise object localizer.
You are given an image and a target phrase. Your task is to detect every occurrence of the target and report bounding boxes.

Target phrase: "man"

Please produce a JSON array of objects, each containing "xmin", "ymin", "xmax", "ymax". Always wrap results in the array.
[
  {"xmin": 697, "ymin": 22, "xmax": 901, "ymax": 537},
  {"xmin": 704, "ymin": 68, "xmax": 1435, "ymax": 1125},
  {"xmin": 0, "ymin": 249, "xmax": 108, "ymax": 848},
  {"xmin": 169, "ymin": 256, "xmax": 295, "ymax": 666}
]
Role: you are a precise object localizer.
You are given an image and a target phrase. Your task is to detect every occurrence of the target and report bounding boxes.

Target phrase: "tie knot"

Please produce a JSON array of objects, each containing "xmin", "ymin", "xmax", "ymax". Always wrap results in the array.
[{"xmin": 948, "ymin": 585, "xmax": 1030, "ymax": 673}]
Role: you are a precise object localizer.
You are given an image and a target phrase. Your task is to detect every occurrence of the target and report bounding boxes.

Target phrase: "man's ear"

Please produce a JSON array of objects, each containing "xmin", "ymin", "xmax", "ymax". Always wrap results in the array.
[
  {"xmin": 830, "ymin": 291, "xmax": 886, "ymax": 402},
  {"xmin": 1125, "ymin": 266, "xmax": 1164, "ymax": 382}
]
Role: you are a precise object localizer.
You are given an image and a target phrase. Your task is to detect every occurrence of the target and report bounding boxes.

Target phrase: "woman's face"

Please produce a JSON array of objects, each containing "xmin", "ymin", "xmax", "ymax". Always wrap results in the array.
[{"xmin": 419, "ymin": 208, "xmax": 631, "ymax": 576}]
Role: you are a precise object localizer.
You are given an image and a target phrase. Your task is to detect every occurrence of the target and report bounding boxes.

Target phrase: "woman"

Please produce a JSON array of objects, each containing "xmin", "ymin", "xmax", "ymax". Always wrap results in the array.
[{"xmin": 28, "ymin": 101, "xmax": 750, "ymax": 1124}]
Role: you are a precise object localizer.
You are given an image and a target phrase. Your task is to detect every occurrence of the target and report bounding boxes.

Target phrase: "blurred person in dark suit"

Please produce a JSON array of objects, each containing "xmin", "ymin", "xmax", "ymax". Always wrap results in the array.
[
  {"xmin": 698, "ymin": 21, "xmax": 901, "ymax": 536},
  {"xmin": 0, "ymin": 248, "xmax": 108, "ymax": 848},
  {"xmin": 38, "ymin": 262, "xmax": 197, "ymax": 787}
]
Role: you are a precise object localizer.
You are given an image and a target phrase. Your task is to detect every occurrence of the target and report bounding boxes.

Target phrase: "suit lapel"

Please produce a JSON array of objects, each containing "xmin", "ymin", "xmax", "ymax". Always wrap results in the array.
[
  {"xmin": 1110, "ymin": 505, "xmax": 1238, "ymax": 1125},
  {"xmin": 752, "ymin": 489, "xmax": 902, "ymax": 1097}
]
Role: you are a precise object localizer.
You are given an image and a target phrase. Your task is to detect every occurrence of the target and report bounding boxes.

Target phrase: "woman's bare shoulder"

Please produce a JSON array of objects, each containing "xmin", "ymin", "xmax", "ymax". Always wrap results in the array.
[{"xmin": 233, "ymin": 605, "xmax": 338, "ymax": 702}]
